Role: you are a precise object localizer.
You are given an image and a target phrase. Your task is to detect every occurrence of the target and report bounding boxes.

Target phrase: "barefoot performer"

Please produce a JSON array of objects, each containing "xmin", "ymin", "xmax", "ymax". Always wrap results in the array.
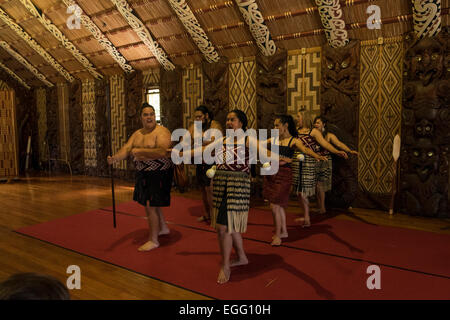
[
  {"xmin": 313, "ymin": 116, "xmax": 358, "ymax": 214},
  {"xmin": 186, "ymin": 105, "xmax": 222, "ymax": 223},
  {"xmin": 263, "ymin": 115, "xmax": 326, "ymax": 246},
  {"xmin": 292, "ymin": 111, "xmax": 348, "ymax": 227},
  {"xmin": 107, "ymin": 103, "xmax": 173, "ymax": 251},
  {"xmin": 173, "ymin": 109, "xmax": 271, "ymax": 284}
]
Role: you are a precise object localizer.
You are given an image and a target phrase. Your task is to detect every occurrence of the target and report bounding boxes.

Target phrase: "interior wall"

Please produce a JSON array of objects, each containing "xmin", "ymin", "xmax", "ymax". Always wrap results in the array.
[
  {"xmin": 228, "ymin": 58, "xmax": 257, "ymax": 129},
  {"xmin": 358, "ymin": 37, "xmax": 403, "ymax": 195},
  {"xmin": 0, "ymin": 83, "xmax": 18, "ymax": 177}
]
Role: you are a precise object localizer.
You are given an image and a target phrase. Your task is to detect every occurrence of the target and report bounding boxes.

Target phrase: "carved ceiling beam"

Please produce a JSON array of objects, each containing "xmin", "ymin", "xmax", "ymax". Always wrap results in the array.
[
  {"xmin": 62, "ymin": 0, "xmax": 134, "ymax": 73},
  {"xmin": 110, "ymin": 0, "xmax": 175, "ymax": 71},
  {"xmin": 0, "ymin": 41, "xmax": 54, "ymax": 87},
  {"xmin": 0, "ymin": 60, "xmax": 31, "ymax": 89},
  {"xmin": 412, "ymin": 0, "xmax": 441, "ymax": 39},
  {"xmin": 18, "ymin": 0, "xmax": 103, "ymax": 79},
  {"xmin": 314, "ymin": 0, "xmax": 349, "ymax": 48},
  {"xmin": 234, "ymin": 0, "xmax": 276, "ymax": 56},
  {"xmin": 0, "ymin": 6, "xmax": 74, "ymax": 82},
  {"xmin": 167, "ymin": 0, "xmax": 219, "ymax": 63}
]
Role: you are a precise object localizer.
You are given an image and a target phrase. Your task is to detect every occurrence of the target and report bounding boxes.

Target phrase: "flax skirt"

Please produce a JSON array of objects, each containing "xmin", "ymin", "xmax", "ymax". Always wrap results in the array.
[
  {"xmin": 263, "ymin": 165, "xmax": 292, "ymax": 208},
  {"xmin": 211, "ymin": 170, "xmax": 251, "ymax": 233}
]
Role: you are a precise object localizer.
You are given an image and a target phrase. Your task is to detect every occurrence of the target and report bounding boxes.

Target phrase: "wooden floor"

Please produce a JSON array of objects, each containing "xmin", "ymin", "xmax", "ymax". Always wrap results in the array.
[{"xmin": 0, "ymin": 174, "xmax": 449, "ymax": 300}]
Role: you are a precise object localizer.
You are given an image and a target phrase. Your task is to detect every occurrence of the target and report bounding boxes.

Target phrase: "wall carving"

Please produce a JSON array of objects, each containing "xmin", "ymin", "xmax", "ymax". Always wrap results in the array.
[
  {"xmin": 400, "ymin": 28, "xmax": 449, "ymax": 217},
  {"xmin": 321, "ymin": 40, "xmax": 360, "ymax": 208}
]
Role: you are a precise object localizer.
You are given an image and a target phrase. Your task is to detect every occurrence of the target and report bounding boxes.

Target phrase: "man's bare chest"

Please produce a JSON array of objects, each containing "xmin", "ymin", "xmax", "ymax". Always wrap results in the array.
[{"xmin": 133, "ymin": 131, "xmax": 157, "ymax": 148}]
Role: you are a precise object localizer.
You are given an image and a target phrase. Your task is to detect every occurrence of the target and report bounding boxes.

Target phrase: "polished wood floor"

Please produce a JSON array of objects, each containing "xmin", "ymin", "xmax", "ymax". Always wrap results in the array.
[{"xmin": 0, "ymin": 173, "xmax": 449, "ymax": 300}]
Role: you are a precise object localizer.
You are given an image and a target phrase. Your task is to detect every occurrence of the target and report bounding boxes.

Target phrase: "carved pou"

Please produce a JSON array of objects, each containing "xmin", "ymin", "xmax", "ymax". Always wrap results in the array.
[
  {"xmin": 400, "ymin": 27, "xmax": 449, "ymax": 217},
  {"xmin": 160, "ymin": 67, "xmax": 183, "ymax": 134},
  {"xmin": 256, "ymin": 48, "xmax": 287, "ymax": 130},
  {"xmin": 320, "ymin": 40, "xmax": 360, "ymax": 209},
  {"xmin": 202, "ymin": 56, "xmax": 229, "ymax": 127}
]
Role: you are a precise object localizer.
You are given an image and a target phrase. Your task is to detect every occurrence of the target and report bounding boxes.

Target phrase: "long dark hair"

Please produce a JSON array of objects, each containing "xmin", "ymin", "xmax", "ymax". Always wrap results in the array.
[
  {"xmin": 229, "ymin": 109, "xmax": 248, "ymax": 131},
  {"xmin": 195, "ymin": 105, "xmax": 213, "ymax": 121},
  {"xmin": 313, "ymin": 115, "xmax": 328, "ymax": 137},
  {"xmin": 276, "ymin": 114, "xmax": 298, "ymax": 138}
]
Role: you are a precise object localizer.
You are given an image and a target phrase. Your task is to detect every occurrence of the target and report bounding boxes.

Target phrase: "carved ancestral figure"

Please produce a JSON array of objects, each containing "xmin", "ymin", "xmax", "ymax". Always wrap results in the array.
[
  {"xmin": 202, "ymin": 57, "xmax": 229, "ymax": 127},
  {"xmin": 256, "ymin": 48, "xmax": 287, "ymax": 130},
  {"xmin": 320, "ymin": 40, "xmax": 360, "ymax": 209},
  {"xmin": 400, "ymin": 27, "xmax": 449, "ymax": 217},
  {"xmin": 160, "ymin": 68, "xmax": 183, "ymax": 133}
]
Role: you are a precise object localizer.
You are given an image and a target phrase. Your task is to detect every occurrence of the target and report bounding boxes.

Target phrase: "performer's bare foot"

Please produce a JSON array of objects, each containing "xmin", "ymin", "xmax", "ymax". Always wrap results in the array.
[
  {"xmin": 158, "ymin": 228, "xmax": 170, "ymax": 235},
  {"xmin": 217, "ymin": 266, "xmax": 230, "ymax": 284},
  {"xmin": 230, "ymin": 257, "xmax": 248, "ymax": 267},
  {"xmin": 138, "ymin": 241, "xmax": 159, "ymax": 251},
  {"xmin": 295, "ymin": 217, "xmax": 311, "ymax": 228},
  {"xmin": 197, "ymin": 216, "xmax": 210, "ymax": 222},
  {"xmin": 280, "ymin": 232, "xmax": 288, "ymax": 239},
  {"xmin": 271, "ymin": 236, "xmax": 282, "ymax": 246}
]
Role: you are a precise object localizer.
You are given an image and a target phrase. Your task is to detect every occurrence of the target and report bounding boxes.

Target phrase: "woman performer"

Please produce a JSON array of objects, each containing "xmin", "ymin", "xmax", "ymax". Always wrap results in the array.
[
  {"xmin": 292, "ymin": 111, "xmax": 348, "ymax": 227},
  {"xmin": 187, "ymin": 105, "xmax": 222, "ymax": 223},
  {"xmin": 313, "ymin": 116, "xmax": 358, "ymax": 214},
  {"xmin": 263, "ymin": 115, "xmax": 327, "ymax": 246}
]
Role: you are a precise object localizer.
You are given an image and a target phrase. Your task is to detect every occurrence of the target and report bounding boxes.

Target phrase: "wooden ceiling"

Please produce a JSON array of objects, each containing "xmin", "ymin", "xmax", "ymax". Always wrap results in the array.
[{"xmin": 0, "ymin": 0, "xmax": 448, "ymax": 88}]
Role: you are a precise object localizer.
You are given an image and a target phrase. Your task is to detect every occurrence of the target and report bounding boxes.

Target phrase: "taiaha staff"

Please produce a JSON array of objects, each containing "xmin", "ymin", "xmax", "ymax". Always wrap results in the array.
[
  {"xmin": 389, "ymin": 134, "xmax": 401, "ymax": 215},
  {"xmin": 106, "ymin": 81, "xmax": 117, "ymax": 228}
]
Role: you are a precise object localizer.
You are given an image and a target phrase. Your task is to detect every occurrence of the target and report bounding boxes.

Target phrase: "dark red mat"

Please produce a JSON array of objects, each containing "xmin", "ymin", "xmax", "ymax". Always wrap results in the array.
[
  {"xmin": 15, "ymin": 199, "xmax": 450, "ymax": 299},
  {"xmin": 103, "ymin": 196, "xmax": 450, "ymax": 279}
]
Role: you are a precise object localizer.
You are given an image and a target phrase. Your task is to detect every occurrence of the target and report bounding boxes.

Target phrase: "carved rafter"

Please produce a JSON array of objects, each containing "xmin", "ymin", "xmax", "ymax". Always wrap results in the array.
[
  {"xmin": 412, "ymin": 0, "xmax": 441, "ymax": 39},
  {"xmin": 234, "ymin": 0, "xmax": 277, "ymax": 56},
  {"xmin": 18, "ymin": 0, "xmax": 103, "ymax": 79},
  {"xmin": 0, "ymin": 6, "xmax": 74, "ymax": 82},
  {"xmin": 0, "ymin": 41, "xmax": 54, "ymax": 87},
  {"xmin": 315, "ymin": 0, "xmax": 349, "ymax": 48},
  {"xmin": 111, "ymin": 0, "xmax": 175, "ymax": 71},
  {"xmin": 167, "ymin": 0, "xmax": 219, "ymax": 63},
  {"xmin": 0, "ymin": 60, "xmax": 31, "ymax": 89},
  {"xmin": 62, "ymin": 0, "xmax": 134, "ymax": 74}
]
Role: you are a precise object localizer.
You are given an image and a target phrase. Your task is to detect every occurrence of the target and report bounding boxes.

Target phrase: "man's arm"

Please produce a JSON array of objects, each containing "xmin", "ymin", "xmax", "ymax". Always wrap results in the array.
[{"xmin": 107, "ymin": 131, "xmax": 137, "ymax": 164}]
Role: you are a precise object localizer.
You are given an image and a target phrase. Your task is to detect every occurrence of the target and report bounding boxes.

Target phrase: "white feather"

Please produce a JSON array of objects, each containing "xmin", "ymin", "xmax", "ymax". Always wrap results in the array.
[{"xmin": 393, "ymin": 134, "xmax": 401, "ymax": 162}]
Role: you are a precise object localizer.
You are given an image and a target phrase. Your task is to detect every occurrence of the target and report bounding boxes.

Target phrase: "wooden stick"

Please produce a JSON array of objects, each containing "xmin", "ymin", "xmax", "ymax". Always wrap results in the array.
[{"xmin": 106, "ymin": 80, "xmax": 117, "ymax": 228}]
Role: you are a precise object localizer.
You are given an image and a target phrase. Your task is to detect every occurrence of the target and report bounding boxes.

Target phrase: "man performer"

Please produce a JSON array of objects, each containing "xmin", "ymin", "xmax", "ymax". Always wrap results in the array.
[{"xmin": 107, "ymin": 103, "xmax": 173, "ymax": 251}]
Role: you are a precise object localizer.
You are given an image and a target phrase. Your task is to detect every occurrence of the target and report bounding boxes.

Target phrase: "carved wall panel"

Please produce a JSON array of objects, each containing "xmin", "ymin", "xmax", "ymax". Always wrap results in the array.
[
  {"xmin": 320, "ymin": 40, "xmax": 360, "ymax": 208},
  {"xmin": 0, "ymin": 71, "xmax": 37, "ymax": 173},
  {"xmin": 256, "ymin": 48, "xmax": 287, "ymax": 130},
  {"xmin": 0, "ymin": 88, "xmax": 18, "ymax": 177},
  {"xmin": 82, "ymin": 79, "xmax": 97, "ymax": 170},
  {"xmin": 46, "ymin": 86, "xmax": 58, "ymax": 171},
  {"xmin": 229, "ymin": 59, "xmax": 257, "ymax": 129},
  {"xmin": 36, "ymin": 88, "xmax": 47, "ymax": 164},
  {"xmin": 68, "ymin": 80, "xmax": 84, "ymax": 174},
  {"xmin": 287, "ymin": 47, "xmax": 321, "ymax": 119},
  {"xmin": 358, "ymin": 38, "xmax": 403, "ymax": 195},
  {"xmin": 160, "ymin": 67, "xmax": 183, "ymax": 134},
  {"xmin": 95, "ymin": 79, "xmax": 109, "ymax": 177},
  {"xmin": 400, "ymin": 28, "xmax": 449, "ymax": 217},
  {"xmin": 110, "ymin": 74, "xmax": 127, "ymax": 174},
  {"xmin": 202, "ymin": 56, "xmax": 229, "ymax": 128}
]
